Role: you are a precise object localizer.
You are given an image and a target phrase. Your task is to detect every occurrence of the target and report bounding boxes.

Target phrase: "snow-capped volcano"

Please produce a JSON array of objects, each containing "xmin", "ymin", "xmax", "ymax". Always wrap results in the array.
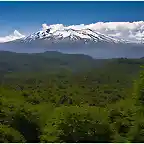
[
  {"xmin": 22, "ymin": 27, "xmax": 125, "ymax": 44},
  {"xmin": 20, "ymin": 21, "xmax": 144, "ymax": 44}
]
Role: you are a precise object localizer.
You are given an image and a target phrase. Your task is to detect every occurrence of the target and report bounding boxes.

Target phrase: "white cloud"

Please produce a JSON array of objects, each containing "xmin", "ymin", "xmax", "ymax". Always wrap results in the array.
[
  {"xmin": 42, "ymin": 23, "xmax": 49, "ymax": 31},
  {"xmin": 0, "ymin": 30, "xmax": 25, "ymax": 43},
  {"xmin": 41, "ymin": 21, "xmax": 144, "ymax": 42}
]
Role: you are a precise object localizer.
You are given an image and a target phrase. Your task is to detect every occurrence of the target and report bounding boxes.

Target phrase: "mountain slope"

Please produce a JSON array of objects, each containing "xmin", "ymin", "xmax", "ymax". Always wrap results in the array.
[{"xmin": 21, "ymin": 28, "xmax": 125, "ymax": 44}]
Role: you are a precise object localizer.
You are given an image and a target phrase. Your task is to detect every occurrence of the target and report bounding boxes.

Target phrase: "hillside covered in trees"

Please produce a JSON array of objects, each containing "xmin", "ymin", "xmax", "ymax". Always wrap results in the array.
[{"xmin": 1, "ymin": 51, "xmax": 144, "ymax": 142}]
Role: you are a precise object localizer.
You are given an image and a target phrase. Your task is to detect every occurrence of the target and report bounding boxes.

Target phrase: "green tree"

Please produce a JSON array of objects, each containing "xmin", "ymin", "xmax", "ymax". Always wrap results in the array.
[
  {"xmin": 41, "ymin": 106, "xmax": 114, "ymax": 142},
  {"xmin": 108, "ymin": 98, "xmax": 137, "ymax": 142}
]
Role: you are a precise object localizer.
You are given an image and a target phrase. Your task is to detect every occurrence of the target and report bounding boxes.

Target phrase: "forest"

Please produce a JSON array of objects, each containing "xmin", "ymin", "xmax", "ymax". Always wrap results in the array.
[{"xmin": 1, "ymin": 51, "xmax": 144, "ymax": 142}]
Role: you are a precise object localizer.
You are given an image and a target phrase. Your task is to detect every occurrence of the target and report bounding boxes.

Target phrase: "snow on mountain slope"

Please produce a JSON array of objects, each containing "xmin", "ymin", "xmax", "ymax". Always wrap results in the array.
[{"xmin": 22, "ymin": 27, "xmax": 124, "ymax": 44}]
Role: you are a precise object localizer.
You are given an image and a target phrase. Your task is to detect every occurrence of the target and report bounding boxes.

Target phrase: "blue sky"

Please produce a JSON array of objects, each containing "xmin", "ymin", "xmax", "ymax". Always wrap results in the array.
[{"xmin": 0, "ymin": 1, "xmax": 144, "ymax": 36}]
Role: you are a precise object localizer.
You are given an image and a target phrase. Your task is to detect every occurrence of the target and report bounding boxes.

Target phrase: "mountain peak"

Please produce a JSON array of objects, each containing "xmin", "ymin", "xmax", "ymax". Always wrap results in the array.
[
  {"xmin": 13, "ymin": 30, "xmax": 24, "ymax": 38},
  {"xmin": 0, "ymin": 30, "xmax": 25, "ymax": 43}
]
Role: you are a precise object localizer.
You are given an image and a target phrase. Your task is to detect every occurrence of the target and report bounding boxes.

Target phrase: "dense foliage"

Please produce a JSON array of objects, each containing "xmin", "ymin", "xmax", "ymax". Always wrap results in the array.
[{"xmin": 1, "ymin": 51, "xmax": 144, "ymax": 142}]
